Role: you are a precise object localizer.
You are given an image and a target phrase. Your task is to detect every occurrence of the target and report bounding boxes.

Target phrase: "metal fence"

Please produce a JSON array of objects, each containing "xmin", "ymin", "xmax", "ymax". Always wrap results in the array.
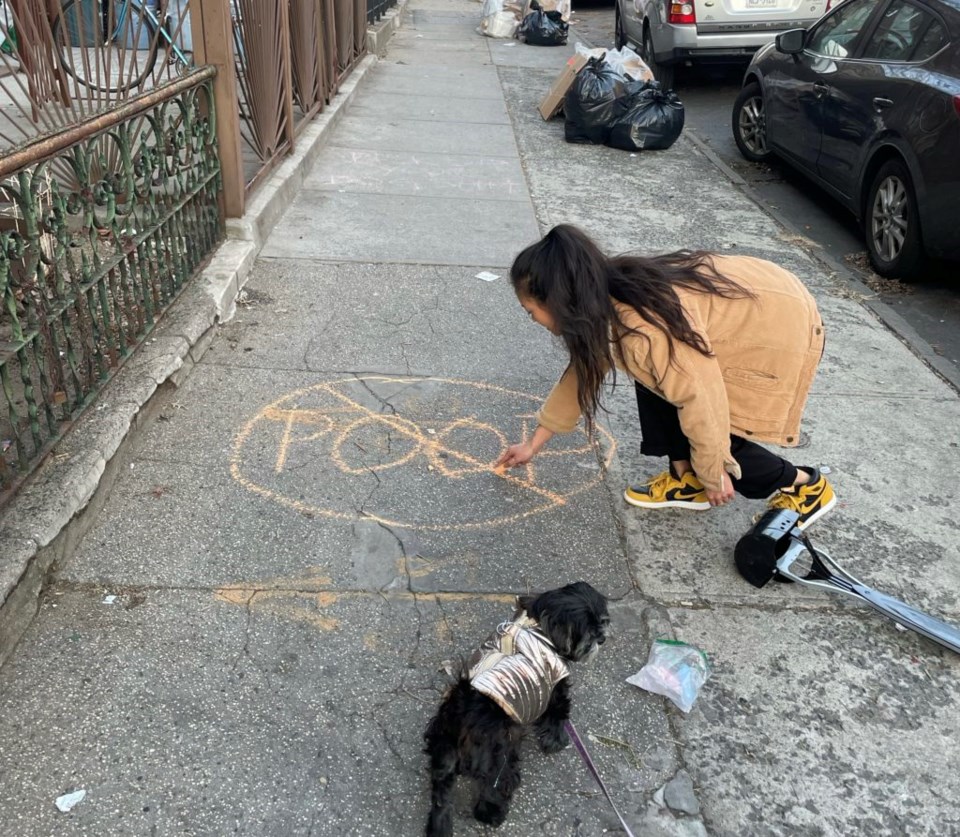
[
  {"xmin": 0, "ymin": 1, "xmax": 368, "ymax": 214},
  {"xmin": 0, "ymin": 0, "xmax": 374, "ymax": 498},
  {"xmin": 0, "ymin": 67, "xmax": 222, "ymax": 499},
  {"xmin": 229, "ymin": 0, "xmax": 368, "ymax": 195},
  {"xmin": 0, "ymin": 0, "xmax": 197, "ymax": 155},
  {"xmin": 366, "ymin": 0, "xmax": 396, "ymax": 25}
]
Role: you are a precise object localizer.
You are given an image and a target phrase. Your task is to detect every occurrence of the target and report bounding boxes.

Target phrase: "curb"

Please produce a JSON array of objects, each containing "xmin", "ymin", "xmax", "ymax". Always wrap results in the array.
[{"xmin": 0, "ymin": 28, "xmax": 399, "ymax": 667}]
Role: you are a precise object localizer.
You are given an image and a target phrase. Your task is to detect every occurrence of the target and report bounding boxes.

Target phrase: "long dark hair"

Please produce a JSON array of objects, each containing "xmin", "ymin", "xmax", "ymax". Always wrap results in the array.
[{"xmin": 509, "ymin": 224, "xmax": 754, "ymax": 428}]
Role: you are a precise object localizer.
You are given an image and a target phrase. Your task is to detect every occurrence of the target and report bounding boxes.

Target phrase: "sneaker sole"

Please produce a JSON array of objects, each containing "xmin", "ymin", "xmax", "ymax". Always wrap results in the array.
[
  {"xmin": 624, "ymin": 492, "xmax": 710, "ymax": 510},
  {"xmin": 795, "ymin": 493, "xmax": 838, "ymax": 530}
]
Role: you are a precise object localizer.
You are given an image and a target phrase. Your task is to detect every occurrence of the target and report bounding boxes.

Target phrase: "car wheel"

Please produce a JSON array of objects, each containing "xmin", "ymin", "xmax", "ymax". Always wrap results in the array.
[
  {"xmin": 732, "ymin": 82, "xmax": 772, "ymax": 164},
  {"xmin": 615, "ymin": 5, "xmax": 627, "ymax": 49},
  {"xmin": 642, "ymin": 27, "xmax": 675, "ymax": 90},
  {"xmin": 865, "ymin": 159, "xmax": 924, "ymax": 280}
]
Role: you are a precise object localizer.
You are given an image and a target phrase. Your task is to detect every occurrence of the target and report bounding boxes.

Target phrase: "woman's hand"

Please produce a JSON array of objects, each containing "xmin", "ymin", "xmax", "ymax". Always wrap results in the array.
[
  {"xmin": 495, "ymin": 443, "xmax": 535, "ymax": 469},
  {"xmin": 705, "ymin": 472, "xmax": 735, "ymax": 507},
  {"xmin": 495, "ymin": 425, "xmax": 555, "ymax": 471}
]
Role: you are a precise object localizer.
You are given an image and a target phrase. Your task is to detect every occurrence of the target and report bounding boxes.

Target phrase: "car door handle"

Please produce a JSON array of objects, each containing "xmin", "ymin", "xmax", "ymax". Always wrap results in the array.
[{"xmin": 873, "ymin": 97, "xmax": 894, "ymax": 109}]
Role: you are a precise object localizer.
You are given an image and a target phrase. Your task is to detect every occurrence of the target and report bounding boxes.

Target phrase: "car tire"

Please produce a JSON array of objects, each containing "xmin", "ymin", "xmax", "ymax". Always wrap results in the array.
[
  {"xmin": 615, "ymin": 5, "xmax": 627, "ymax": 49},
  {"xmin": 732, "ymin": 82, "xmax": 773, "ymax": 164},
  {"xmin": 865, "ymin": 159, "xmax": 925, "ymax": 281},
  {"xmin": 642, "ymin": 27, "xmax": 675, "ymax": 90}
]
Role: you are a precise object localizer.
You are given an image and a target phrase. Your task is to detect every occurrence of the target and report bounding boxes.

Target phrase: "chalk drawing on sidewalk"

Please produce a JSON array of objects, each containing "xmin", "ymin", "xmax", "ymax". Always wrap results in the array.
[
  {"xmin": 231, "ymin": 376, "xmax": 615, "ymax": 531},
  {"xmin": 213, "ymin": 572, "xmax": 518, "ymax": 633}
]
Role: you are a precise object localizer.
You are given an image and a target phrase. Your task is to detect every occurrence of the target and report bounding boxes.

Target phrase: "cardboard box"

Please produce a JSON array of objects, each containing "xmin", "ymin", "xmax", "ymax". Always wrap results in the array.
[
  {"xmin": 538, "ymin": 52, "xmax": 589, "ymax": 121},
  {"xmin": 537, "ymin": 47, "xmax": 654, "ymax": 121}
]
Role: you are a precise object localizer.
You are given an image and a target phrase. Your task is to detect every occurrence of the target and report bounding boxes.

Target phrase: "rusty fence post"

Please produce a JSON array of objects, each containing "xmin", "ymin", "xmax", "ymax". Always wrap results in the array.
[
  {"xmin": 314, "ymin": 0, "xmax": 327, "ymax": 111},
  {"xmin": 321, "ymin": 0, "xmax": 339, "ymax": 100},
  {"xmin": 192, "ymin": 0, "xmax": 245, "ymax": 218},
  {"xmin": 280, "ymin": 0, "xmax": 295, "ymax": 152}
]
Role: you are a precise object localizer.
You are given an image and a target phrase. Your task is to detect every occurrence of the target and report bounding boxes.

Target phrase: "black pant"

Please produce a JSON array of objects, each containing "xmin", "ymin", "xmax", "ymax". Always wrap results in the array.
[{"xmin": 635, "ymin": 383, "xmax": 798, "ymax": 500}]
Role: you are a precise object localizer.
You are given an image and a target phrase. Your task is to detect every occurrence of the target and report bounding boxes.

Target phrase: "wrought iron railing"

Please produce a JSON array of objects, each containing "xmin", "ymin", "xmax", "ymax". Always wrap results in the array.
[
  {"xmin": 0, "ymin": 1, "xmax": 368, "ymax": 215},
  {"xmin": 232, "ymin": 0, "xmax": 367, "ymax": 194},
  {"xmin": 0, "ymin": 66, "xmax": 222, "ymax": 499},
  {"xmin": 366, "ymin": 0, "xmax": 397, "ymax": 25},
  {"xmin": 0, "ymin": 0, "xmax": 197, "ymax": 154}
]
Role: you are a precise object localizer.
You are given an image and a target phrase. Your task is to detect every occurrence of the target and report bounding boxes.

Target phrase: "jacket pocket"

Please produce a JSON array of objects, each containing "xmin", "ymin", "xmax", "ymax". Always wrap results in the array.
[
  {"xmin": 726, "ymin": 378, "xmax": 789, "ymax": 438},
  {"xmin": 722, "ymin": 367, "xmax": 781, "ymax": 391}
]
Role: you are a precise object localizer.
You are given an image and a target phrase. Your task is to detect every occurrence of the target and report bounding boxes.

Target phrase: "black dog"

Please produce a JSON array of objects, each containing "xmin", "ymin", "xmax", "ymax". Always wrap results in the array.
[{"xmin": 423, "ymin": 582, "xmax": 609, "ymax": 836}]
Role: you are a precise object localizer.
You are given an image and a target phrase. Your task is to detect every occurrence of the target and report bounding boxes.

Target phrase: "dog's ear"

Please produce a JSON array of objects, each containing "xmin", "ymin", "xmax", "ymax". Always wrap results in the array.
[{"xmin": 551, "ymin": 620, "xmax": 576, "ymax": 659}]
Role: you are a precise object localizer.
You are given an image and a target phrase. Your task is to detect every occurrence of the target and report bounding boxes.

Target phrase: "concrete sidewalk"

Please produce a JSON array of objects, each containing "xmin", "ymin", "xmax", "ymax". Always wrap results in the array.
[{"xmin": 1, "ymin": 1, "xmax": 959, "ymax": 835}]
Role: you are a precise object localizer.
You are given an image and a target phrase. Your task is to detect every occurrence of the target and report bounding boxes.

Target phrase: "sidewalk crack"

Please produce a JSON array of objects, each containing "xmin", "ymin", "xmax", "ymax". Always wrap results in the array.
[
  {"xmin": 355, "ymin": 374, "xmax": 398, "ymax": 415},
  {"xmin": 232, "ymin": 591, "xmax": 256, "ymax": 671}
]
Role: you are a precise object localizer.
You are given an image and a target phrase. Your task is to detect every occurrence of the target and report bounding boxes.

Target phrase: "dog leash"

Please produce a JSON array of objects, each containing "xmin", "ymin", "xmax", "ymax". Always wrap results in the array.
[{"xmin": 564, "ymin": 720, "xmax": 637, "ymax": 837}]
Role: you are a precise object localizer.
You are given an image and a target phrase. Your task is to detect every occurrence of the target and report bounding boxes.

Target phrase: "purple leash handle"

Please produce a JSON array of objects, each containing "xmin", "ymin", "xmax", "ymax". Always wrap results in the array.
[{"xmin": 564, "ymin": 720, "xmax": 637, "ymax": 837}]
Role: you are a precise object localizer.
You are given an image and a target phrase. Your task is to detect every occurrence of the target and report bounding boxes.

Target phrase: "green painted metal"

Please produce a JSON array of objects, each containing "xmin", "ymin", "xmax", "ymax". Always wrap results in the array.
[{"xmin": 0, "ymin": 71, "xmax": 222, "ymax": 498}]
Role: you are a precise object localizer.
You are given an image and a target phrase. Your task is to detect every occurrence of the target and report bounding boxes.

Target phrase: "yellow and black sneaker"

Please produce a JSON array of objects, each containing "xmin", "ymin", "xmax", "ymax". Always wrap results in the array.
[
  {"xmin": 624, "ymin": 470, "xmax": 710, "ymax": 510},
  {"xmin": 767, "ymin": 467, "xmax": 837, "ymax": 530}
]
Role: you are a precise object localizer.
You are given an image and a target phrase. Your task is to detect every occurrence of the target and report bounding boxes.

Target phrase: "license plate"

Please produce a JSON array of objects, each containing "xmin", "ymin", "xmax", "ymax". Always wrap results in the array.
[{"xmin": 745, "ymin": 0, "xmax": 780, "ymax": 7}]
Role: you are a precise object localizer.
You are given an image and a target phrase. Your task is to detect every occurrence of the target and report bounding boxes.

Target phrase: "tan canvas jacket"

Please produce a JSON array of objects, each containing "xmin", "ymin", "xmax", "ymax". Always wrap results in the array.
[{"xmin": 536, "ymin": 255, "xmax": 825, "ymax": 492}]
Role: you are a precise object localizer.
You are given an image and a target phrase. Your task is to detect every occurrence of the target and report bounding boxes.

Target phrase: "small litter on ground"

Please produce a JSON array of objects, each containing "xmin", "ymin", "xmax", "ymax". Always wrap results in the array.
[
  {"xmin": 102, "ymin": 595, "xmax": 117, "ymax": 605},
  {"xmin": 475, "ymin": 271, "xmax": 499, "ymax": 282},
  {"xmin": 627, "ymin": 639, "xmax": 710, "ymax": 712},
  {"xmin": 55, "ymin": 789, "xmax": 86, "ymax": 813}
]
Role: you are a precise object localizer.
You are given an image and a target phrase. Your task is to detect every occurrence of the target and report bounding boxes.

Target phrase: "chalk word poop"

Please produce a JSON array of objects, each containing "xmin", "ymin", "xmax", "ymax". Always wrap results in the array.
[{"xmin": 232, "ymin": 376, "xmax": 615, "ymax": 531}]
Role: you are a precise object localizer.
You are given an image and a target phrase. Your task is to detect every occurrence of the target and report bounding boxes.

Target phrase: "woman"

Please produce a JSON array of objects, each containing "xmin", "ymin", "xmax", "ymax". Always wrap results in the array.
[{"xmin": 495, "ymin": 225, "xmax": 835, "ymax": 530}]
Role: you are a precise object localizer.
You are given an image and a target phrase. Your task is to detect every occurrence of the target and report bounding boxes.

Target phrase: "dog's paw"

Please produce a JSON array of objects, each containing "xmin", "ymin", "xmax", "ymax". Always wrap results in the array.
[
  {"xmin": 474, "ymin": 799, "xmax": 508, "ymax": 827},
  {"xmin": 537, "ymin": 726, "xmax": 571, "ymax": 754}
]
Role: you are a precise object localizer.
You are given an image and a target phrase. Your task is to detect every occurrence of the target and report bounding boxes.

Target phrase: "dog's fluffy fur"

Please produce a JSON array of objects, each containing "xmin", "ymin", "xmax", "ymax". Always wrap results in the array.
[{"xmin": 423, "ymin": 581, "xmax": 609, "ymax": 836}]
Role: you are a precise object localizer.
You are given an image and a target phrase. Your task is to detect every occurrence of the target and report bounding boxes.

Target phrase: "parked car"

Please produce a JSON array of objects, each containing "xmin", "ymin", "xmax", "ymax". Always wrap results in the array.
[
  {"xmin": 615, "ymin": 0, "xmax": 832, "ymax": 88},
  {"xmin": 732, "ymin": 0, "xmax": 960, "ymax": 279}
]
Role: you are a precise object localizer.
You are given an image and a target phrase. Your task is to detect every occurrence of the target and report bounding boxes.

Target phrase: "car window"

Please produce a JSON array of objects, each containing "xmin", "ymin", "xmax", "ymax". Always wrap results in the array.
[
  {"xmin": 911, "ymin": 18, "xmax": 948, "ymax": 59},
  {"xmin": 806, "ymin": 0, "xmax": 880, "ymax": 58},
  {"xmin": 861, "ymin": 0, "xmax": 946, "ymax": 61}
]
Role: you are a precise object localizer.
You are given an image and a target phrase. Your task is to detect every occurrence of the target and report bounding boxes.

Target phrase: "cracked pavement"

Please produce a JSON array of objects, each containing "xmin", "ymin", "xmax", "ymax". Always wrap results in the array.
[{"xmin": 1, "ymin": 0, "xmax": 958, "ymax": 835}]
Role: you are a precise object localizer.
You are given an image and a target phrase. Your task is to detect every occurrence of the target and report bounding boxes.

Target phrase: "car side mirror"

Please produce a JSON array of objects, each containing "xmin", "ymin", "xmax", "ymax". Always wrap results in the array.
[{"xmin": 776, "ymin": 29, "xmax": 806, "ymax": 55}]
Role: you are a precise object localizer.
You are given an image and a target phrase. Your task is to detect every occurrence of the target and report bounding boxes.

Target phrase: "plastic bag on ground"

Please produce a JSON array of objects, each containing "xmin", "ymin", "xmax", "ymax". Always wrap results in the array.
[
  {"xmin": 607, "ymin": 82, "xmax": 685, "ymax": 151},
  {"xmin": 626, "ymin": 639, "xmax": 709, "ymax": 712},
  {"xmin": 518, "ymin": 1, "xmax": 569, "ymax": 45},
  {"xmin": 524, "ymin": 0, "xmax": 572, "ymax": 21},
  {"xmin": 563, "ymin": 57, "xmax": 627, "ymax": 144},
  {"xmin": 479, "ymin": 0, "xmax": 521, "ymax": 38},
  {"xmin": 574, "ymin": 44, "xmax": 653, "ymax": 81}
]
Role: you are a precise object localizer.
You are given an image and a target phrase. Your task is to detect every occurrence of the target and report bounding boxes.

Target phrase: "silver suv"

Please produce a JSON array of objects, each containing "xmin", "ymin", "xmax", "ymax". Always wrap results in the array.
[{"xmin": 615, "ymin": 0, "xmax": 833, "ymax": 86}]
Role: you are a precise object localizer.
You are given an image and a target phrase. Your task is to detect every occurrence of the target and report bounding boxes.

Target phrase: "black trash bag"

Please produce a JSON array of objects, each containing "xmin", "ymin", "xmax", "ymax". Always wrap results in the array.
[
  {"xmin": 518, "ymin": 1, "xmax": 568, "ymax": 46},
  {"xmin": 563, "ymin": 57, "xmax": 627, "ymax": 145},
  {"xmin": 607, "ymin": 82, "xmax": 685, "ymax": 151}
]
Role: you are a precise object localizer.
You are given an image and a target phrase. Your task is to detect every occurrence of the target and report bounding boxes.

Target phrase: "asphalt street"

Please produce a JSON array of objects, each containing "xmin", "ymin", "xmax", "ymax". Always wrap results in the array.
[{"xmin": 570, "ymin": 0, "xmax": 960, "ymax": 379}]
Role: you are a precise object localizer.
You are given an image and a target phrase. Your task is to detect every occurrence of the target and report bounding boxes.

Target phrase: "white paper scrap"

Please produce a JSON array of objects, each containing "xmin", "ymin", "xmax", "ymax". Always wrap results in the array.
[
  {"xmin": 55, "ymin": 790, "xmax": 86, "ymax": 813},
  {"xmin": 475, "ymin": 271, "xmax": 499, "ymax": 282}
]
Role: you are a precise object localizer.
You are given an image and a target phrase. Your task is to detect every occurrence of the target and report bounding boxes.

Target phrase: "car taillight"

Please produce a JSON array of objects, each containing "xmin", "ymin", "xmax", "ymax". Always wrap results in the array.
[
  {"xmin": 955, "ymin": 95, "xmax": 960, "ymax": 118},
  {"xmin": 668, "ymin": 2, "xmax": 696, "ymax": 24}
]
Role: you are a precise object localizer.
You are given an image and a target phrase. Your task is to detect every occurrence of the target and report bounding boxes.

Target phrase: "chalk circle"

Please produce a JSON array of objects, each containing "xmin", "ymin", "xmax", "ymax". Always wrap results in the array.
[{"xmin": 231, "ymin": 376, "xmax": 616, "ymax": 531}]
